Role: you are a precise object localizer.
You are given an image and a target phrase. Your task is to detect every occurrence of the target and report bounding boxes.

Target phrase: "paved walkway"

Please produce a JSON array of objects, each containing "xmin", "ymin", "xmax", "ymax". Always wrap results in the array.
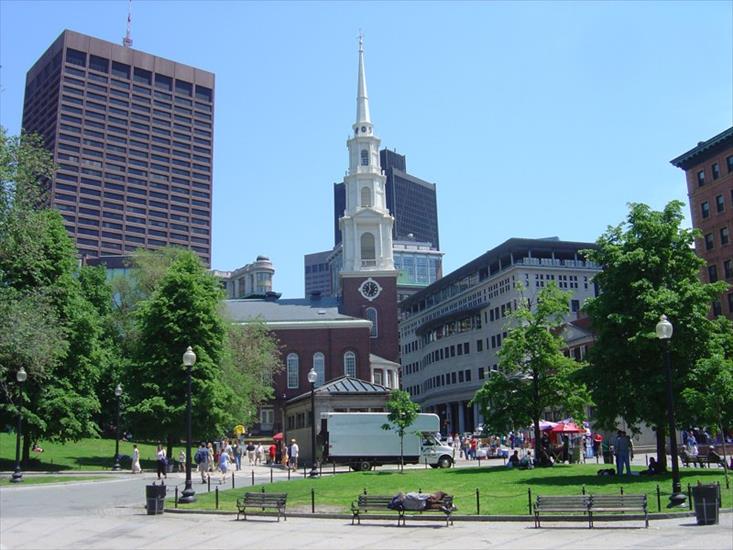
[{"xmin": 1, "ymin": 507, "xmax": 731, "ymax": 550}]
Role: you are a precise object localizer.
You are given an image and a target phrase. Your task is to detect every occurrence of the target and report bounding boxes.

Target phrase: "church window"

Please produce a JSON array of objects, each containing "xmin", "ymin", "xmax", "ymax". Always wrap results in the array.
[
  {"xmin": 360, "ymin": 186, "xmax": 372, "ymax": 207},
  {"xmin": 366, "ymin": 307, "xmax": 378, "ymax": 338},
  {"xmin": 287, "ymin": 353, "xmax": 299, "ymax": 388},
  {"xmin": 313, "ymin": 352, "xmax": 325, "ymax": 387},
  {"xmin": 344, "ymin": 351, "xmax": 357, "ymax": 377},
  {"xmin": 361, "ymin": 232, "xmax": 375, "ymax": 265},
  {"xmin": 361, "ymin": 149, "xmax": 369, "ymax": 166}
]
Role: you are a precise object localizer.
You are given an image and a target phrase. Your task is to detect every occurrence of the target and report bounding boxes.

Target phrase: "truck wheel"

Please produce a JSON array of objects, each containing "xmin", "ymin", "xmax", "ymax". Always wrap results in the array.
[
  {"xmin": 438, "ymin": 456, "xmax": 452, "ymax": 469},
  {"xmin": 358, "ymin": 460, "xmax": 372, "ymax": 472}
]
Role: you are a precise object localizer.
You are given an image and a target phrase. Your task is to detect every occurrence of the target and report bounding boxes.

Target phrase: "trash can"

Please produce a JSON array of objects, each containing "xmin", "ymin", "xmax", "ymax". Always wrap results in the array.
[
  {"xmin": 692, "ymin": 484, "xmax": 719, "ymax": 525},
  {"xmin": 146, "ymin": 483, "xmax": 166, "ymax": 515}
]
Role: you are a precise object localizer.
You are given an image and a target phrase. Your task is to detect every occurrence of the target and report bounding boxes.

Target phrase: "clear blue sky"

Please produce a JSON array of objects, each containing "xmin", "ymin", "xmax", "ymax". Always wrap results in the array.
[{"xmin": 1, "ymin": 1, "xmax": 731, "ymax": 298}]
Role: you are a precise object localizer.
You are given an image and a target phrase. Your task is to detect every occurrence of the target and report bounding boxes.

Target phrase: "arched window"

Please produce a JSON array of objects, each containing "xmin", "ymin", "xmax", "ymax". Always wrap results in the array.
[
  {"xmin": 313, "ymin": 352, "xmax": 325, "ymax": 388},
  {"xmin": 360, "ymin": 149, "xmax": 369, "ymax": 166},
  {"xmin": 361, "ymin": 232, "xmax": 375, "ymax": 265},
  {"xmin": 287, "ymin": 353, "xmax": 299, "ymax": 388},
  {"xmin": 366, "ymin": 307, "xmax": 378, "ymax": 338},
  {"xmin": 360, "ymin": 186, "xmax": 372, "ymax": 207},
  {"xmin": 344, "ymin": 351, "xmax": 357, "ymax": 378}
]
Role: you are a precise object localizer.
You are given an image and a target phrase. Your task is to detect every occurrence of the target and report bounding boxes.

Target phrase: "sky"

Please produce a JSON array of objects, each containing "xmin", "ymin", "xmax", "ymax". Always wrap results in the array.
[{"xmin": 1, "ymin": 1, "xmax": 731, "ymax": 298}]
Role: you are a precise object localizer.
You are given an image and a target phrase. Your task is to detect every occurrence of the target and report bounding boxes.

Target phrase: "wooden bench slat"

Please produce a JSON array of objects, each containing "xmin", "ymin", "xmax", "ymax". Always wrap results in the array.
[{"xmin": 236, "ymin": 492, "xmax": 288, "ymax": 522}]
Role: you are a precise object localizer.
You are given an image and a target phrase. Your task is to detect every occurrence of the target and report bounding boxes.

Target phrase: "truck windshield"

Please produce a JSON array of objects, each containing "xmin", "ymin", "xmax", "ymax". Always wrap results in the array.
[{"xmin": 420, "ymin": 433, "xmax": 439, "ymax": 446}]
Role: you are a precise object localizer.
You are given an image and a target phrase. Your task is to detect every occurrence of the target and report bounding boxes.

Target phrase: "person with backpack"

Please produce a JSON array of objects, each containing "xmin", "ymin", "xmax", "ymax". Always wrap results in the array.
[{"xmin": 194, "ymin": 442, "xmax": 210, "ymax": 483}]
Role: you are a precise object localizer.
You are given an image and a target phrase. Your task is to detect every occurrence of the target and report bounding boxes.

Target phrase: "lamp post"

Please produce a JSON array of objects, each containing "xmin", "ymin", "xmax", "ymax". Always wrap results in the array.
[
  {"xmin": 179, "ymin": 346, "xmax": 197, "ymax": 503},
  {"xmin": 655, "ymin": 314, "xmax": 686, "ymax": 507},
  {"xmin": 307, "ymin": 367, "xmax": 319, "ymax": 478},
  {"xmin": 10, "ymin": 367, "xmax": 27, "ymax": 483},
  {"xmin": 112, "ymin": 383, "xmax": 123, "ymax": 471}
]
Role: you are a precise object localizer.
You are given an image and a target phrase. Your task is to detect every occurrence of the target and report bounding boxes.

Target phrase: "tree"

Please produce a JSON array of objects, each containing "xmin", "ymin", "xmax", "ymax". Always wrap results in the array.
[
  {"xmin": 473, "ymin": 283, "xmax": 590, "ymax": 465},
  {"xmin": 0, "ymin": 129, "xmax": 107, "ymax": 456},
  {"xmin": 222, "ymin": 320, "xmax": 283, "ymax": 428},
  {"xmin": 582, "ymin": 201, "xmax": 732, "ymax": 470},
  {"xmin": 127, "ymin": 251, "xmax": 232, "ymax": 455},
  {"xmin": 381, "ymin": 389, "xmax": 420, "ymax": 472}
]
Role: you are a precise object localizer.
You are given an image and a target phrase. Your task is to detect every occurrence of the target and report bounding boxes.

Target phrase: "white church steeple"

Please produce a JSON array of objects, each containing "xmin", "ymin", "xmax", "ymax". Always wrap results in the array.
[{"xmin": 339, "ymin": 35, "xmax": 395, "ymax": 276}]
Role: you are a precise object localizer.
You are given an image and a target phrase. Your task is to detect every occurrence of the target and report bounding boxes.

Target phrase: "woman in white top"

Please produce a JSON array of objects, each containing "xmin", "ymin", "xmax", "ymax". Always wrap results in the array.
[
  {"xmin": 156, "ymin": 445, "xmax": 167, "ymax": 479},
  {"xmin": 131, "ymin": 444, "xmax": 142, "ymax": 474}
]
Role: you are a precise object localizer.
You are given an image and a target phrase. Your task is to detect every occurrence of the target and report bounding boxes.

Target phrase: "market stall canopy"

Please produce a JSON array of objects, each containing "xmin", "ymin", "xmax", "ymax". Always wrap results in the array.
[
  {"xmin": 531, "ymin": 420, "xmax": 559, "ymax": 430},
  {"xmin": 272, "ymin": 432, "xmax": 284, "ymax": 441},
  {"xmin": 550, "ymin": 422, "xmax": 583, "ymax": 433}
]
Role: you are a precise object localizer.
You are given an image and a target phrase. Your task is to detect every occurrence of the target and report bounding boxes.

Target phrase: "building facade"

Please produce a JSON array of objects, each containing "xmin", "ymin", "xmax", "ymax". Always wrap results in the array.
[
  {"xmin": 671, "ymin": 127, "xmax": 733, "ymax": 319},
  {"xmin": 216, "ymin": 255, "xmax": 274, "ymax": 299},
  {"xmin": 399, "ymin": 237, "xmax": 601, "ymax": 434},
  {"xmin": 304, "ymin": 250, "xmax": 333, "ymax": 296},
  {"xmin": 22, "ymin": 30, "xmax": 214, "ymax": 266}
]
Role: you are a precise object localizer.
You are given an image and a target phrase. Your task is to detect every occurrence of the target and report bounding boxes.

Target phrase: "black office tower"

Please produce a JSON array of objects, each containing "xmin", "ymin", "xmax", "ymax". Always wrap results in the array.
[
  {"xmin": 333, "ymin": 149, "xmax": 439, "ymax": 248},
  {"xmin": 21, "ymin": 30, "xmax": 215, "ymax": 266}
]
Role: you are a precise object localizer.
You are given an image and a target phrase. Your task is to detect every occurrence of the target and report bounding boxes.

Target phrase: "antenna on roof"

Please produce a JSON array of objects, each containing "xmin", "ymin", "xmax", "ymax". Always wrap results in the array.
[{"xmin": 122, "ymin": 0, "xmax": 133, "ymax": 48}]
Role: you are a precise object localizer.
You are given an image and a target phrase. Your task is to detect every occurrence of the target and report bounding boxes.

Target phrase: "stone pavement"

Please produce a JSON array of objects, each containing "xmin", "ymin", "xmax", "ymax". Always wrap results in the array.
[{"xmin": 1, "ymin": 507, "xmax": 731, "ymax": 550}]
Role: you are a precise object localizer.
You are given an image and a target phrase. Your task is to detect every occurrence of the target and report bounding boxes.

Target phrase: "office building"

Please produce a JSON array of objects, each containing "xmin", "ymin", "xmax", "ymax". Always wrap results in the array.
[
  {"xmin": 671, "ymin": 127, "xmax": 733, "ymax": 319},
  {"xmin": 304, "ymin": 250, "xmax": 333, "ymax": 296},
  {"xmin": 215, "ymin": 255, "xmax": 274, "ymax": 299},
  {"xmin": 399, "ymin": 237, "xmax": 601, "ymax": 434},
  {"xmin": 22, "ymin": 30, "xmax": 215, "ymax": 266}
]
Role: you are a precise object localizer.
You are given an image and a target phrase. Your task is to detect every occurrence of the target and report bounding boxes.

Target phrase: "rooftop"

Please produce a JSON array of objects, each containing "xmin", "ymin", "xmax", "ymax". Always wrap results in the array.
[{"xmin": 670, "ymin": 127, "xmax": 733, "ymax": 170}]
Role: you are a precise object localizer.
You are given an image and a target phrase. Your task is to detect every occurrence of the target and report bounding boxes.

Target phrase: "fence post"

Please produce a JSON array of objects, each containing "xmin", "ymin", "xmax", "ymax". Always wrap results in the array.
[
  {"xmin": 364, "ymin": 487, "xmax": 367, "ymax": 495},
  {"xmin": 288, "ymin": 468, "xmax": 291, "ymax": 480},
  {"xmin": 687, "ymin": 483, "xmax": 693, "ymax": 510},
  {"xmin": 478, "ymin": 456, "xmax": 481, "ymax": 468},
  {"xmin": 333, "ymin": 462, "xmax": 336, "ymax": 475},
  {"xmin": 620, "ymin": 486, "xmax": 624, "ymax": 495},
  {"xmin": 311, "ymin": 488, "xmax": 315, "ymax": 513},
  {"xmin": 261, "ymin": 486, "xmax": 265, "ymax": 493},
  {"xmin": 475, "ymin": 488, "xmax": 480, "ymax": 515},
  {"xmin": 174, "ymin": 486, "xmax": 178, "ymax": 508},
  {"xmin": 528, "ymin": 488, "xmax": 533, "ymax": 515},
  {"xmin": 207, "ymin": 474, "xmax": 211, "ymax": 493},
  {"xmin": 215, "ymin": 486, "xmax": 219, "ymax": 510},
  {"xmin": 304, "ymin": 465, "xmax": 307, "ymax": 479},
  {"xmin": 232, "ymin": 472, "xmax": 235, "ymax": 489},
  {"xmin": 270, "ymin": 467, "xmax": 273, "ymax": 483},
  {"xmin": 251, "ymin": 470, "xmax": 255, "ymax": 486},
  {"xmin": 656, "ymin": 485, "xmax": 661, "ymax": 512},
  {"xmin": 582, "ymin": 485, "xmax": 586, "ymax": 495}
]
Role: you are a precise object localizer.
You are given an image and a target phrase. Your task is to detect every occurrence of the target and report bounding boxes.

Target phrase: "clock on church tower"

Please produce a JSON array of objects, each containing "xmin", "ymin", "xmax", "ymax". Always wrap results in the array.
[{"xmin": 337, "ymin": 36, "xmax": 399, "ymax": 364}]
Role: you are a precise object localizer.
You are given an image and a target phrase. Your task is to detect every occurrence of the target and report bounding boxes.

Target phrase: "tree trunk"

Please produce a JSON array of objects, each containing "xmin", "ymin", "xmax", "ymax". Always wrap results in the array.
[
  {"xmin": 533, "ymin": 413, "xmax": 541, "ymax": 467},
  {"xmin": 655, "ymin": 425, "xmax": 668, "ymax": 472},
  {"xmin": 400, "ymin": 433, "xmax": 404, "ymax": 473}
]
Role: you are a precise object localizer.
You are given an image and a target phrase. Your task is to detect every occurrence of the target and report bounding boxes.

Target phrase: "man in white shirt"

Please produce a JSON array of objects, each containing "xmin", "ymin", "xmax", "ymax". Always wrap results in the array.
[{"xmin": 289, "ymin": 439, "xmax": 299, "ymax": 470}]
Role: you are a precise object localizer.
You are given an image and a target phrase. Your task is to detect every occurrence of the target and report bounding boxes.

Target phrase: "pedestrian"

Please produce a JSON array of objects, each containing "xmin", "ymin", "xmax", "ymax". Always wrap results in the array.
[
  {"xmin": 268, "ymin": 442, "xmax": 277, "ymax": 465},
  {"xmin": 289, "ymin": 438, "xmax": 299, "ymax": 470},
  {"xmin": 613, "ymin": 430, "xmax": 631, "ymax": 475},
  {"xmin": 232, "ymin": 441, "xmax": 241, "ymax": 471},
  {"xmin": 470, "ymin": 437, "xmax": 478, "ymax": 460},
  {"xmin": 156, "ymin": 444, "xmax": 167, "ymax": 480},
  {"xmin": 178, "ymin": 449, "xmax": 186, "ymax": 472},
  {"xmin": 218, "ymin": 447, "xmax": 230, "ymax": 484},
  {"xmin": 686, "ymin": 433, "xmax": 699, "ymax": 466},
  {"xmin": 207, "ymin": 442, "xmax": 215, "ymax": 472},
  {"xmin": 131, "ymin": 444, "xmax": 141, "ymax": 474},
  {"xmin": 255, "ymin": 443, "xmax": 264, "ymax": 465},
  {"xmin": 195, "ymin": 442, "xmax": 210, "ymax": 483},
  {"xmin": 246, "ymin": 441, "xmax": 256, "ymax": 465}
]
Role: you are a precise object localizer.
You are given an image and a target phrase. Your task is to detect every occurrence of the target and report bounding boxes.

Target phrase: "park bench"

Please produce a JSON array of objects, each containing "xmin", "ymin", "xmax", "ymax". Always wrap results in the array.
[
  {"xmin": 236, "ymin": 492, "xmax": 287, "ymax": 522},
  {"xmin": 697, "ymin": 447, "xmax": 728, "ymax": 468},
  {"xmin": 589, "ymin": 494, "xmax": 648, "ymax": 528},
  {"xmin": 534, "ymin": 495, "xmax": 591, "ymax": 528},
  {"xmin": 351, "ymin": 494, "xmax": 456, "ymax": 526}
]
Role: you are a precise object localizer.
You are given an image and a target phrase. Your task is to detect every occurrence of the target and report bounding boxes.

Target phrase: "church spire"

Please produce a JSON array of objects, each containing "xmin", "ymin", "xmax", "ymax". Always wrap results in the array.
[{"xmin": 355, "ymin": 32, "xmax": 371, "ymax": 126}]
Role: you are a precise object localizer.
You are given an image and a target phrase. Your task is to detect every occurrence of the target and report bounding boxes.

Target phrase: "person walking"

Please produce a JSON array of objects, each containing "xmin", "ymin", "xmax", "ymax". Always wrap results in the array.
[
  {"xmin": 156, "ymin": 444, "xmax": 167, "ymax": 480},
  {"xmin": 268, "ymin": 442, "xmax": 277, "ymax": 465},
  {"xmin": 178, "ymin": 449, "xmax": 186, "ymax": 472},
  {"xmin": 289, "ymin": 439, "xmax": 299, "ymax": 470},
  {"xmin": 207, "ymin": 442, "xmax": 215, "ymax": 472},
  {"xmin": 614, "ymin": 430, "xmax": 631, "ymax": 475},
  {"xmin": 255, "ymin": 443, "xmax": 264, "ymax": 465},
  {"xmin": 218, "ymin": 447, "xmax": 230, "ymax": 484},
  {"xmin": 131, "ymin": 444, "xmax": 141, "ymax": 474},
  {"xmin": 195, "ymin": 442, "xmax": 210, "ymax": 483},
  {"xmin": 246, "ymin": 441, "xmax": 256, "ymax": 465}
]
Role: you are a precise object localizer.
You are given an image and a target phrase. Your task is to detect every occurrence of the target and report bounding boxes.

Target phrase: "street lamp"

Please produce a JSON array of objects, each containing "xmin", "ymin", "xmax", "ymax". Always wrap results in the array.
[
  {"xmin": 10, "ymin": 367, "xmax": 27, "ymax": 483},
  {"xmin": 655, "ymin": 314, "xmax": 686, "ymax": 507},
  {"xmin": 179, "ymin": 346, "xmax": 197, "ymax": 503},
  {"xmin": 112, "ymin": 383, "xmax": 123, "ymax": 471},
  {"xmin": 307, "ymin": 367, "xmax": 319, "ymax": 478}
]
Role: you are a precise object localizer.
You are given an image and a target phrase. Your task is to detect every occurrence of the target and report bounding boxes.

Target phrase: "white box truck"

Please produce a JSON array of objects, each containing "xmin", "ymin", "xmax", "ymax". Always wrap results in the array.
[{"xmin": 323, "ymin": 412, "xmax": 455, "ymax": 471}]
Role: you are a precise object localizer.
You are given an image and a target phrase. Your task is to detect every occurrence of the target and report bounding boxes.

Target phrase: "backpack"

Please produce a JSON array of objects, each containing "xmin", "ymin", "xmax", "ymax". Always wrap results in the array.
[{"xmin": 195, "ymin": 449, "xmax": 205, "ymax": 464}]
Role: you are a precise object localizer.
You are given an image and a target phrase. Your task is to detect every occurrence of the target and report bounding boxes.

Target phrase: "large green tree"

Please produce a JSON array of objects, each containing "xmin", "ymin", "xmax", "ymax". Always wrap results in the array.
[
  {"xmin": 582, "ymin": 201, "xmax": 732, "ymax": 469},
  {"xmin": 126, "ymin": 251, "xmax": 233, "ymax": 454},
  {"xmin": 0, "ymin": 129, "xmax": 107, "ymax": 457},
  {"xmin": 473, "ymin": 283, "xmax": 590, "ymax": 465}
]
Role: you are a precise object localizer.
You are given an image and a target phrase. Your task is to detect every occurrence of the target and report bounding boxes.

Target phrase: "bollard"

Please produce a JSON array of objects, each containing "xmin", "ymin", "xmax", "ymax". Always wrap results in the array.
[
  {"xmin": 620, "ymin": 486, "xmax": 624, "ymax": 495},
  {"xmin": 270, "ymin": 468, "xmax": 273, "ymax": 483},
  {"xmin": 175, "ymin": 486, "xmax": 178, "ymax": 508},
  {"xmin": 261, "ymin": 486, "xmax": 265, "ymax": 493},
  {"xmin": 656, "ymin": 485, "xmax": 661, "ymax": 512},
  {"xmin": 304, "ymin": 465, "xmax": 307, "ymax": 479},
  {"xmin": 478, "ymin": 456, "xmax": 481, "ymax": 468},
  {"xmin": 582, "ymin": 485, "xmax": 586, "ymax": 495},
  {"xmin": 311, "ymin": 488, "xmax": 315, "ymax": 513},
  {"xmin": 363, "ymin": 488, "xmax": 367, "ymax": 495},
  {"xmin": 687, "ymin": 484, "xmax": 693, "ymax": 510},
  {"xmin": 333, "ymin": 462, "xmax": 336, "ymax": 475},
  {"xmin": 425, "ymin": 456, "xmax": 428, "ymax": 469},
  {"xmin": 215, "ymin": 486, "xmax": 219, "ymax": 509},
  {"xmin": 319, "ymin": 462, "xmax": 323, "ymax": 476},
  {"xmin": 476, "ymin": 488, "xmax": 480, "ymax": 515},
  {"xmin": 288, "ymin": 468, "xmax": 291, "ymax": 480},
  {"xmin": 251, "ymin": 470, "xmax": 255, "ymax": 486},
  {"xmin": 207, "ymin": 474, "xmax": 211, "ymax": 493},
  {"xmin": 528, "ymin": 488, "xmax": 533, "ymax": 515},
  {"xmin": 418, "ymin": 488, "xmax": 421, "ymax": 494},
  {"xmin": 232, "ymin": 472, "xmax": 235, "ymax": 489}
]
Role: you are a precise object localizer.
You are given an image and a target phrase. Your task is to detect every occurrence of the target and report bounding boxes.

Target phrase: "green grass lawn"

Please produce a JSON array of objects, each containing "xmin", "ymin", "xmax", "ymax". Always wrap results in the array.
[
  {"xmin": 0, "ymin": 433, "xmax": 186, "ymax": 472},
  {"xmin": 188, "ymin": 464, "xmax": 731, "ymax": 515},
  {"xmin": 0, "ymin": 475, "xmax": 105, "ymax": 486}
]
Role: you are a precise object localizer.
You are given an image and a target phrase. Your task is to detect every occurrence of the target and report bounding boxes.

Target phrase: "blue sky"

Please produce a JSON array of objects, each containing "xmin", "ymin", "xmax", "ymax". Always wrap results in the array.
[{"xmin": 1, "ymin": 1, "xmax": 731, "ymax": 298}]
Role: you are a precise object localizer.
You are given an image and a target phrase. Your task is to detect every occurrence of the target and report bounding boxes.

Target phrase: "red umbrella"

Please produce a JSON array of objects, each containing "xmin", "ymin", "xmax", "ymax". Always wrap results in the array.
[
  {"xmin": 550, "ymin": 422, "xmax": 583, "ymax": 433},
  {"xmin": 272, "ymin": 432, "xmax": 284, "ymax": 441},
  {"xmin": 593, "ymin": 433, "xmax": 603, "ymax": 442}
]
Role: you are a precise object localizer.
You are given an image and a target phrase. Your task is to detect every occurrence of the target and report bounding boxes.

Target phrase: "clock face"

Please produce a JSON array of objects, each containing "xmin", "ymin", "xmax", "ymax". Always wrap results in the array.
[{"xmin": 358, "ymin": 278, "xmax": 382, "ymax": 301}]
